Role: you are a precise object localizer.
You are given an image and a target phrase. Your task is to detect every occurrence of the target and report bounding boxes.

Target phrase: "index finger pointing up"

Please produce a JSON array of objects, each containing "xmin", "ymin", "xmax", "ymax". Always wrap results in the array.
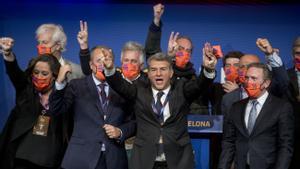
[{"xmin": 80, "ymin": 20, "xmax": 84, "ymax": 31}]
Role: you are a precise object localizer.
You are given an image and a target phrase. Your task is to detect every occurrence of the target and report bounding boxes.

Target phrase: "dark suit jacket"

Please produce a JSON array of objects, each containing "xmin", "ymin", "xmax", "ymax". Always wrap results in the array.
[
  {"xmin": 218, "ymin": 94, "xmax": 294, "ymax": 169},
  {"xmin": 50, "ymin": 75, "xmax": 136, "ymax": 169},
  {"xmin": 221, "ymin": 65, "xmax": 289, "ymax": 117},
  {"xmin": 106, "ymin": 69, "xmax": 213, "ymax": 169},
  {"xmin": 221, "ymin": 88, "xmax": 242, "ymax": 117},
  {"xmin": 0, "ymin": 59, "xmax": 65, "ymax": 168},
  {"xmin": 285, "ymin": 68, "xmax": 300, "ymax": 169}
]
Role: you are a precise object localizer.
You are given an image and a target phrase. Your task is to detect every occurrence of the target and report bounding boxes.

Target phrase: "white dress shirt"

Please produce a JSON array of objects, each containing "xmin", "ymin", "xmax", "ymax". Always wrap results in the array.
[{"xmin": 244, "ymin": 91, "xmax": 269, "ymax": 127}]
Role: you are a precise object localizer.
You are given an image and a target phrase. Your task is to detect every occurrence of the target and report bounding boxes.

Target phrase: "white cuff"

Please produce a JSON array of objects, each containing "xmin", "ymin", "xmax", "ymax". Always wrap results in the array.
[
  {"xmin": 203, "ymin": 68, "xmax": 216, "ymax": 79},
  {"xmin": 104, "ymin": 67, "xmax": 116, "ymax": 76},
  {"xmin": 55, "ymin": 81, "xmax": 67, "ymax": 90},
  {"xmin": 265, "ymin": 52, "xmax": 283, "ymax": 67}
]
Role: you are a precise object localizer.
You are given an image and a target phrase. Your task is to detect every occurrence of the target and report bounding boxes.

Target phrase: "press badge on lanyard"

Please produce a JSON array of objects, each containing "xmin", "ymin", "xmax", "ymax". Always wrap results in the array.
[{"xmin": 33, "ymin": 110, "xmax": 50, "ymax": 136}]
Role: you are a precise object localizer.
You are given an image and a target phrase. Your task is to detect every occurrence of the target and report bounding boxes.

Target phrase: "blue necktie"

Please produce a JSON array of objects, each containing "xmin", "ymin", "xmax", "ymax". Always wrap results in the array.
[
  {"xmin": 155, "ymin": 91, "xmax": 164, "ymax": 124},
  {"xmin": 154, "ymin": 91, "xmax": 165, "ymax": 157},
  {"xmin": 98, "ymin": 83, "xmax": 107, "ymax": 109},
  {"xmin": 247, "ymin": 100, "xmax": 258, "ymax": 134}
]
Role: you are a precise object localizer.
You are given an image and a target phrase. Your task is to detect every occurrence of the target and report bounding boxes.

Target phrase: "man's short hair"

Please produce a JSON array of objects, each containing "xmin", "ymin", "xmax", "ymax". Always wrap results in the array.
[
  {"xmin": 292, "ymin": 37, "xmax": 300, "ymax": 56},
  {"xmin": 121, "ymin": 41, "xmax": 145, "ymax": 64},
  {"xmin": 147, "ymin": 52, "xmax": 173, "ymax": 70},
  {"xmin": 90, "ymin": 45, "xmax": 114, "ymax": 61},
  {"xmin": 247, "ymin": 63, "xmax": 272, "ymax": 81},
  {"xmin": 36, "ymin": 24, "xmax": 67, "ymax": 52},
  {"xmin": 177, "ymin": 35, "xmax": 193, "ymax": 53},
  {"xmin": 222, "ymin": 51, "xmax": 244, "ymax": 67}
]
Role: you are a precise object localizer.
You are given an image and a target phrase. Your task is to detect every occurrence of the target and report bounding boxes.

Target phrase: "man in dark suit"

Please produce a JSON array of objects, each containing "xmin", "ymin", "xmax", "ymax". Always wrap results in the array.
[
  {"xmin": 222, "ymin": 38, "xmax": 289, "ymax": 117},
  {"xmin": 102, "ymin": 51, "xmax": 217, "ymax": 169},
  {"xmin": 50, "ymin": 46, "xmax": 135, "ymax": 169},
  {"xmin": 285, "ymin": 37, "xmax": 300, "ymax": 169},
  {"xmin": 218, "ymin": 63, "xmax": 294, "ymax": 169}
]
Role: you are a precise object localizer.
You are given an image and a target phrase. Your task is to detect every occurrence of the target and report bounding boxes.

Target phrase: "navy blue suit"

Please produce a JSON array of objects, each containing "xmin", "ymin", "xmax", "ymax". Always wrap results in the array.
[{"xmin": 50, "ymin": 75, "xmax": 135, "ymax": 169}]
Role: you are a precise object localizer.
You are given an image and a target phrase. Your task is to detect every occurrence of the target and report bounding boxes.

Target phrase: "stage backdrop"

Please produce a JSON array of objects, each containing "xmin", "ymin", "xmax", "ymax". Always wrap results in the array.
[{"xmin": 1, "ymin": 2, "xmax": 300, "ymax": 130}]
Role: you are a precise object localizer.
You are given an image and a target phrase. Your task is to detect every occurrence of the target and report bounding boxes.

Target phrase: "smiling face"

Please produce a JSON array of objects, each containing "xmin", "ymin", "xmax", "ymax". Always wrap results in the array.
[{"xmin": 148, "ymin": 59, "xmax": 173, "ymax": 90}]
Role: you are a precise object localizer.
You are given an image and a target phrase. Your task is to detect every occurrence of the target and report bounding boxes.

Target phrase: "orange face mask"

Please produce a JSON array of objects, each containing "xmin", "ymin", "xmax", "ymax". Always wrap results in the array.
[
  {"xmin": 95, "ymin": 65, "xmax": 105, "ymax": 81},
  {"xmin": 175, "ymin": 50, "xmax": 191, "ymax": 69},
  {"xmin": 122, "ymin": 63, "xmax": 140, "ymax": 81},
  {"xmin": 224, "ymin": 66, "xmax": 238, "ymax": 82},
  {"xmin": 37, "ymin": 45, "xmax": 52, "ymax": 56},
  {"xmin": 238, "ymin": 67, "xmax": 247, "ymax": 84},
  {"xmin": 32, "ymin": 75, "xmax": 52, "ymax": 92},
  {"xmin": 294, "ymin": 57, "xmax": 300, "ymax": 71},
  {"xmin": 244, "ymin": 82, "xmax": 263, "ymax": 98}
]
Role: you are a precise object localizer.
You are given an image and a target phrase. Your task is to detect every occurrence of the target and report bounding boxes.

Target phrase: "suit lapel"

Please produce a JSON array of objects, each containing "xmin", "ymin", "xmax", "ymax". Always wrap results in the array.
[
  {"xmin": 239, "ymin": 99, "xmax": 249, "ymax": 136},
  {"xmin": 288, "ymin": 69, "xmax": 299, "ymax": 97},
  {"xmin": 250, "ymin": 95, "xmax": 272, "ymax": 136},
  {"xmin": 104, "ymin": 87, "xmax": 115, "ymax": 121},
  {"xmin": 146, "ymin": 86, "xmax": 161, "ymax": 124},
  {"xmin": 86, "ymin": 75, "xmax": 103, "ymax": 119},
  {"xmin": 164, "ymin": 85, "xmax": 177, "ymax": 124}
]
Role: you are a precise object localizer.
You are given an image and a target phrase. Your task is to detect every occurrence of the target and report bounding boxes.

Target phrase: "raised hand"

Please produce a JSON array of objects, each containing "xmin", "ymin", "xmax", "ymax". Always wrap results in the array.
[
  {"xmin": 103, "ymin": 124, "xmax": 121, "ymax": 139},
  {"xmin": 222, "ymin": 81, "xmax": 239, "ymax": 93},
  {"xmin": 153, "ymin": 3, "xmax": 165, "ymax": 26},
  {"xmin": 56, "ymin": 64, "xmax": 72, "ymax": 84},
  {"xmin": 167, "ymin": 31, "xmax": 179, "ymax": 57},
  {"xmin": 102, "ymin": 49, "xmax": 114, "ymax": 70},
  {"xmin": 0, "ymin": 37, "xmax": 15, "ymax": 61},
  {"xmin": 77, "ymin": 20, "xmax": 88, "ymax": 50},
  {"xmin": 202, "ymin": 42, "xmax": 217, "ymax": 71},
  {"xmin": 256, "ymin": 38, "xmax": 274, "ymax": 55},
  {"xmin": 0, "ymin": 37, "xmax": 14, "ymax": 53}
]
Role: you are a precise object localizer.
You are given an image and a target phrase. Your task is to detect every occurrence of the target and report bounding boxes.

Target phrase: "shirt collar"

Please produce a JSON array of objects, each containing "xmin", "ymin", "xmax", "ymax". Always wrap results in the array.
[
  {"xmin": 59, "ymin": 56, "xmax": 65, "ymax": 66},
  {"xmin": 152, "ymin": 85, "xmax": 171, "ymax": 98},
  {"xmin": 295, "ymin": 68, "xmax": 300, "ymax": 75},
  {"xmin": 92, "ymin": 73, "xmax": 107, "ymax": 86},
  {"xmin": 250, "ymin": 91, "xmax": 269, "ymax": 106},
  {"xmin": 122, "ymin": 73, "xmax": 141, "ymax": 84}
]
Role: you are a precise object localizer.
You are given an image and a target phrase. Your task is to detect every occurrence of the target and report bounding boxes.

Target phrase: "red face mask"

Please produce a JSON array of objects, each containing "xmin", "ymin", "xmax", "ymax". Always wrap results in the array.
[
  {"xmin": 175, "ymin": 50, "xmax": 191, "ymax": 68},
  {"xmin": 294, "ymin": 57, "xmax": 300, "ymax": 71},
  {"xmin": 95, "ymin": 65, "xmax": 105, "ymax": 81},
  {"xmin": 238, "ymin": 67, "xmax": 247, "ymax": 84},
  {"xmin": 32, "ymin": 75, "xmax": 52, "ymax": 92},
  {"xmin": 224, "ymin": 66, "xmax": 238, "ymax": 82},
  {"xmin": 37, "ymin": 44, "xmax": 52, "ymax": 56},
  {"xmin": 122, "ymin": 63, "xmax": 140, "ymax": 81},
  {"xmin": 244, "ymin": 81, "xmax": 263, "ymax": 98}
]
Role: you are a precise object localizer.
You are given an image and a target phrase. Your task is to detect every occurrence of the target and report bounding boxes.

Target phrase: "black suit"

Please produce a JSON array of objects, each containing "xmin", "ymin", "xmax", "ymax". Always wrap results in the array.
[
  {"xmin": 50, "ymin": 75, "xmax": 135, "ymax": 169},
  {"xmin": 285, "ymin": 68, "xmax": 300, "ymax": 169},
  {"xmin": 106, "ymin": 69, "xmax": 213, "ymax": 169},
  {"xmin": 218, "ymin": 94, "xmax": 294, "ymax": 169}
]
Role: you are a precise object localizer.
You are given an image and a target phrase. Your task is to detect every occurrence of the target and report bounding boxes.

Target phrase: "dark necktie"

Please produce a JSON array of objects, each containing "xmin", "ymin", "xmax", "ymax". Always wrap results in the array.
[
  {"xmin": 247, "ymin": 100, "xmax": 258, "ymax": 134},
  {"xmin": 247, "ymin": 100, "xmax": 259, "ymax": 165},
  {"xmin": 155, "ymin": 91, "xmax": 164, "ymax": 157},
  {"xmin": 155, "ymin": 91, "xmax": 164, "ymax": 124},
  {"xmin": 98, "ymin": 83, "xmax": 107, "ymax": 109}
]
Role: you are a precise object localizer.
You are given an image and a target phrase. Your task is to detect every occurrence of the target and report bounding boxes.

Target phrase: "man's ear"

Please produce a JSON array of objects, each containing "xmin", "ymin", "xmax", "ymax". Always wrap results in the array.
[
  {"xmin": 262, "ymin": 79, "xmax": 271, "ymax": 89},
  {"xmin": 89, "ymin": 61, "xmax": 94, "ymax": 72},
  {"xmin": 139, "ymin": 63, "xmax": 144, "ymax": 70},
  {"xmin": 170, "ymin": 69, "xmax": 174, "ymax": 78}
]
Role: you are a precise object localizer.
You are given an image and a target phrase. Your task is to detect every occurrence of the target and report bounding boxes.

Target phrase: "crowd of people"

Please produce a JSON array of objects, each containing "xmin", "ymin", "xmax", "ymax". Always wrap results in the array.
[{"xmin": 0, "ymin": 3, "xmax": 299, "ymax": 169}]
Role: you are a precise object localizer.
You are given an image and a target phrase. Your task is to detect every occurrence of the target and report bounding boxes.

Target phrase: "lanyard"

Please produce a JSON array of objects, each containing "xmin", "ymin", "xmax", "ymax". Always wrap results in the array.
[{"xmin": 151, "ymin": 92, "xmax": 171, "ymax": 120}]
